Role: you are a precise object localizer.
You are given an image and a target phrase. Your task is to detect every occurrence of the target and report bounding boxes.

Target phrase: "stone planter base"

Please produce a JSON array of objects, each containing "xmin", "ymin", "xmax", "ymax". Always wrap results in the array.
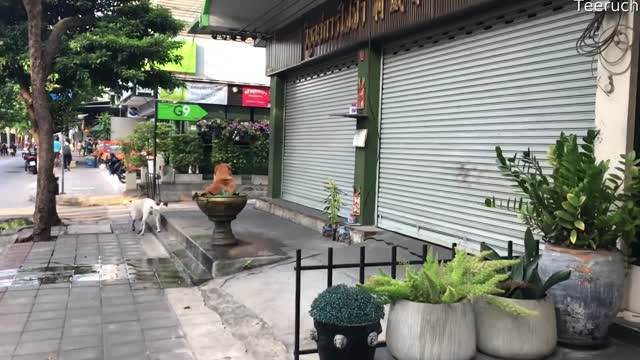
[
  {"xmin": 386, "ymin": 300, "xmax": 475, "ymax": 360},
  {"xmin": 626, "ymin": 265, "xmax": 640, "ymax": 314},
  {"xmin": 314, "ymin": 321, "xmax": 381, "ymax": 360},
  {"xmin": 194, "ymin": 194, "xmax": 248, "ymax": 247},
  {"xmin": 474, "ymin": 296, "xmax": 556, "ymax": 359}
]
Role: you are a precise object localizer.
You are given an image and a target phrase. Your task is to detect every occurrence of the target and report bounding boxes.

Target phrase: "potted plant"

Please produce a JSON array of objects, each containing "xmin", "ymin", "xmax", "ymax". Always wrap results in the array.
[
  {"xmin": 309, "ymin": 285, "xmax": 384, "ymax": 360},
  {"xmin": 360, "ymin": 248, "xmax": 526, "ymax": 360},
  {"xmin": 486, "ymin": 130, "xmax": 640, "ymax": 346},
  {"xmin": 322, "ymin": 179, "xmax": 345, "ymax": 241},
  {"xmin": 475, "ymin": 228, "xmax": 571, "ymax": 359}
]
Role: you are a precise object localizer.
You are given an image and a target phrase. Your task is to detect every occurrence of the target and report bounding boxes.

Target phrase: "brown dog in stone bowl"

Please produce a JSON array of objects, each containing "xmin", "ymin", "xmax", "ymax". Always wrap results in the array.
[{"xmin": 193, "ymin": 163, "xmax": 236, "ymax": 199}]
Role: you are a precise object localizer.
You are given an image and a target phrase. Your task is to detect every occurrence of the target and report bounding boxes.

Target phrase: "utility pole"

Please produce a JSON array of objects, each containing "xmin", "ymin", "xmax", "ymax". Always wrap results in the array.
[
  {"xmin": 60, "ymin": 134, "xmax": 65, "ymax": 194},
  {"xmin": 153, "ymin": 88, "xmax": 159, "ymax": 201}
]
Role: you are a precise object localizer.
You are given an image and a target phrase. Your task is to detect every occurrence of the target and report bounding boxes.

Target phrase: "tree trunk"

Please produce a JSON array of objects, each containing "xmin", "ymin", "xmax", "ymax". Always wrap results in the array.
[{"xmin": 23, "ymin": 0, "xmax": 60, "ymax": 241}]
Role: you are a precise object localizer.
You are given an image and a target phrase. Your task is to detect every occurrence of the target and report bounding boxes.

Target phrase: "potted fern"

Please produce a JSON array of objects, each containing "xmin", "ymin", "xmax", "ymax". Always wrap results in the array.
[
  {"xmin": 475, "ymin": 229, "xmax": 571, "ymax": 359},
  {"xmin": 486, "ymin": 130, "xmax": 640, "ymax": 346},
  {"xmin": 309, "ymin": 285, "xmax": 384, "ymax": 360},
  {"xmin": 322, "ymin": 179, "xmax": 345, "ymax": 241},
  {"xmin": 360, "ymin": 248, "xmax": 526, "ymax": 360}
]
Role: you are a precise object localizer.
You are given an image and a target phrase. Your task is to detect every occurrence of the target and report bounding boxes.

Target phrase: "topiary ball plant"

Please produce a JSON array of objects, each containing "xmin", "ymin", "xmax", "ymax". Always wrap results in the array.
[{"xmin": 310, "ymin": 285, "xmax": 384, "ymax": 326}]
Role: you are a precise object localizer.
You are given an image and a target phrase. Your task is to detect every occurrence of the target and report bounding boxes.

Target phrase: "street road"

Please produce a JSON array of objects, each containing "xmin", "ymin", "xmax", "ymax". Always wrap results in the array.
[{"xmin": 0, "ymin": 155, "xmax": 35, "ymax": 210}]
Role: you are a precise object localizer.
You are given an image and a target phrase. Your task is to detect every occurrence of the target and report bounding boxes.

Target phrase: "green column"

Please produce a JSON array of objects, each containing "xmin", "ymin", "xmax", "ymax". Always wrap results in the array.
[
  {"xmin": 268, "ymin": 75, "xmax": 285, "ymax": 198},
  {"xmin": 354, "ymin": 47, "xmax": 382, "ymax": 225}
]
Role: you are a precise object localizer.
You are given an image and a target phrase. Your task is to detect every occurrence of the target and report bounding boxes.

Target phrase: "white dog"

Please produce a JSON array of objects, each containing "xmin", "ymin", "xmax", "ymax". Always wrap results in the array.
[{"xmin": 128, "ymin": 198, "xmax": 167, "ymax": 235}]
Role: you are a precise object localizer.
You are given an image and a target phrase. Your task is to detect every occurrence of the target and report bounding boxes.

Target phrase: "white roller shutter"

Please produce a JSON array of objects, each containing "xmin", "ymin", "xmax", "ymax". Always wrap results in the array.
[
  {"xmin": 282, "ymin": 61, "xmax": 357, "ymax": 216},
  {"xmin": 377, "ymin": 4, "xmax": 596, "ymax": 253}
]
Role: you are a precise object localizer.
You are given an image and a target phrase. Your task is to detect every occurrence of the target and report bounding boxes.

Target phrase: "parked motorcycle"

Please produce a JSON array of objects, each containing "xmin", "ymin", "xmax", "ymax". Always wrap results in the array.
[
  {"xmin": 25, "ymin": 149, "xmax": 37, "ymax": 174},
  {"xmin": 107, "ymin": 153, "xmax": 126, "ymax": 184}
]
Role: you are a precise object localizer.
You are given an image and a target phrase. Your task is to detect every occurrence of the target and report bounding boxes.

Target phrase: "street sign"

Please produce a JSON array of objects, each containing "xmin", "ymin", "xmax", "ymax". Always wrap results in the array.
[{"xmin": 157, "ymin": 103, "xmax": 208, "ymax": 121}]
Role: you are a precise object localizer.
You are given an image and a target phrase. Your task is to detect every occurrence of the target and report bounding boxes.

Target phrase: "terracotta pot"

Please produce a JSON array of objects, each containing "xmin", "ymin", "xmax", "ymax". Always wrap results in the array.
[
  {"xmin": 386, "ymin": 300, "xmax": 475, "ymax": 360},
  {"xmin": 474, "ymin": 296, "xmax": 557, "ymax": 359},
  {"xmin": 539, "ymin": 244, "xmax": 624, "ymax": 347}
]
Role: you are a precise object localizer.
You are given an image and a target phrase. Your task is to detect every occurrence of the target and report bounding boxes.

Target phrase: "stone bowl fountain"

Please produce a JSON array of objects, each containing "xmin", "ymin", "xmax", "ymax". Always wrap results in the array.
[{"xmin": 194, "ymin": 194, "xmax": 248, "ymax": 246}]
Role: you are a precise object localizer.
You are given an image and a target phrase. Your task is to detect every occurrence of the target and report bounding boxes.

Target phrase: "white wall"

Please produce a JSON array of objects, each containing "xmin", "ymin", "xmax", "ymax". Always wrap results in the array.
[
  {"xmin": 178, "ymin": 35, "xmax": 270, "ymax": 86},
  {"xmin": 111, "ymin": 117, "xmax": 145, "ymax": 141},
  {"xmin": 594, "ymin": 11, "xmax": 638, "ymax": 163}
]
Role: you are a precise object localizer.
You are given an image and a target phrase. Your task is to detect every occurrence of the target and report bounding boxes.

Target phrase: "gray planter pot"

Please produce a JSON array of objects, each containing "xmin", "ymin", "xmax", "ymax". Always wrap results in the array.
[
  {"xmin": 539, "ymin": 244, "xmax": 624, "ymax": 347},
  {"xmin": 386, "ymin": 300, "xmax": 475, "ymax": 360},
  {"xmin": 474, "ymin": 296, "xmax": 556, "ymax": 359}
]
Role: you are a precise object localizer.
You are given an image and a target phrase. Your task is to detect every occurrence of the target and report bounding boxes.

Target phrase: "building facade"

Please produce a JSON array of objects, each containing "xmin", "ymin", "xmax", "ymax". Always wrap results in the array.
[{"xmin": 192, "ymin": 0, "xmax": 639, "ymax": 254}]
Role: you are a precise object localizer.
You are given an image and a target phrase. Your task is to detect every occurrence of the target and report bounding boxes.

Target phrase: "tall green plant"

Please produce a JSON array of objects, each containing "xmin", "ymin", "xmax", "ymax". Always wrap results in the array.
[
  {"xmin": 93, "ymin": 113, "xmax": 111, "ymax": 140},
  {"xmin": 323, "ymin": 179, "xmax": 345, "ymax": 228},
  {"xmin": 482, "ymin": 229, "xmax": 571, "ymax": 300},
  {"xmin": 169, "ymin": 133, "xmax": 203, "ymax": 174},
  {"xmin": 486, "ymin": 130, "xmax": 640, "ymax": 250},
  {"xmin": 360, "ymin": 248, "xmax": 534, "ymax": 316}
]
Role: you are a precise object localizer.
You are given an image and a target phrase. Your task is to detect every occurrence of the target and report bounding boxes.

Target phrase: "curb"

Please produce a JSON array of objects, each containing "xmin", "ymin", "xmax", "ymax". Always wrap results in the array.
[
  {"xmin": 56, "ymin": 194, "xmax": 135, "ymax": 207},
  {"xmin": 201, "ymin": 286, "xmax": 292, "ymax": 360}
]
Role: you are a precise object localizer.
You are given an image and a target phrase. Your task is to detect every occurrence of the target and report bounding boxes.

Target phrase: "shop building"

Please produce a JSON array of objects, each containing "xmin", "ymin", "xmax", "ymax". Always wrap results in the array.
[{"xmin": 190, "ymin": 0, "xmax": 638, "ymax": 253}]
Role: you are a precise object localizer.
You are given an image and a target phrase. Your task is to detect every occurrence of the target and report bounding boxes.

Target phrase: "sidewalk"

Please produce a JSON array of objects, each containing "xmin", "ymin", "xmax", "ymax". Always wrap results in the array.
[
  {"xmin": 53, "ymin": 156, "xmax": 128, "ymax": 205},
  {"xmin": 0, "ymin": 211, "xmax": 259, "ymax": 360},
  {"xmin": 155, "ymin": 202, "xmax": 639, "ymax": 360}
]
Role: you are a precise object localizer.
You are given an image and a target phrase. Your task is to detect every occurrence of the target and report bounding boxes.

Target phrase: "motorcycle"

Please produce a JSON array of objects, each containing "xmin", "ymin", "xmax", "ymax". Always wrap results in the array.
[
  {"xmin": 25, "ymin": 149, "xmax": 37, "ymax": 174},
  {"xmin": 107, "ymin": 153, "xmax": 126, "ymax": 184}
]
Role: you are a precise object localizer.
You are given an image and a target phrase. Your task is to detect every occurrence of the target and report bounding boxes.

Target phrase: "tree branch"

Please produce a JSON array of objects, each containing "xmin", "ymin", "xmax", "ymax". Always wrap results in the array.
[{"xmin": 44, "ymin": 15, "xmax": 94, "ymax": 76}]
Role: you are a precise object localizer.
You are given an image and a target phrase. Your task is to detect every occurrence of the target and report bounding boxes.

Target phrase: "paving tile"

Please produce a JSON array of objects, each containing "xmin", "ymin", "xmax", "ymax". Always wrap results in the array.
[
  {"xmin": 62, "ymin": 325, "xmax": 102, "ymax": 338},
  {"xmin": 0, "ymin": 332, "xmax": 20, "ymax": 355},
  {"xmin": 59, "ymin": 346, "xmax": 103, "ymax": 360},
  {"xmin": 0, "ymin": 313, "xmax": 29, "ymax": 333},
  {"xmin": 145, "ymin": 338, "xmax": 190, "ymax": 354},
  {"xmin": 103, "ymin": 329, "xmax": 143, "ymax": 347},
  {"xmin": 11, "ymin": 353, "xmax": 57, "ymax": 360},
  {"xmin": 64, "ymin": 314, "xmax": 101, "ymax": 327},
  {"xmin": 19, "ymin": 329, "xmax": 63, "ymax": 342},
  {"xmin": 140, "ymin": 316, "xmax": 180, "ymax": 330},
  {"xmin": 31, "ymin": 301, "xmax": 66, "ymax": 312},
  {"xmin": 142, "ymin": 326, "xmax": 184, "ymax": 341},
  {"xmin": 0, "ymin": 303, "xmax": 33, "ymax": 314},
  {"xmin": 60, "ymin": 334, "xmax": 101, "ymax": 351},
  {"xmin": 13, "ymin": 339, "xmax": 60, "ymax": 355},
  {"xmin": 28, "ymin": 310, "xmax": 66, "ymax": 321},
  {"xmin": 24, "ymin": 318, "xmax": 64, "ymax": 331},
  {"xmin": 103, "ymin": 341, "xmax": 146, "ymax": 360},
  {"xmin": 102, "ymin": 311, "xmax": 138, "ymax": 324},
  {"xmin": 101, "ymin": 304, "xmax": 136, "ymax": 315}
]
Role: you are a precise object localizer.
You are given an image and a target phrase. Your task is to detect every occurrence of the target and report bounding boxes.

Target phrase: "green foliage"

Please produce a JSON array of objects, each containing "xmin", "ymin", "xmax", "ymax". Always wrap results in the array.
[
  {"xmin": 0, "ymin": 82, "xmax": 29, "ymax": 130},
  {"xmin": 93, "ymin": 112, "xmax": 111, "ymax": 140},
  {"xmin": 169, "ymin": 133, "xmax": 203, "ymax": 174},
  {"xmin": 481, "ymin": 229, "xmax": 571, "ymax": 300},
  {"xmin": 211, "ymin": 137, "xmax": 269, "ymax": 175},
  {"xmin": 0, "ymin": 0, "xmax": 184, "ymax": 124},
  {"xmin": 128, "ymin": 121, "xmax": 173, "ymax": 154},
  {"xmin": 360, "ymin": 248, "xmax": 534, "ymax": 316},
  {"xmin": 323, "ymin": 179, "xmax": 345, "ymax": 227},
  {"xmin": 486, "ymin": 130, "xmax": 640, "ymax": 250},
  {"xmin": 310, "ymin": 285, "xmax": 384, "ymax": 326}
]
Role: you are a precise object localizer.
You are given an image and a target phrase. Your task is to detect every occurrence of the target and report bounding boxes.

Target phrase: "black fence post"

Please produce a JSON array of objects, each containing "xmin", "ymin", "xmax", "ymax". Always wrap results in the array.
[
  {"xmin": 294, "ymin": 250, "xmax": 301, "ymax": 360},
  {"xmin": 359, "ymin": 247, "xmax": 366, "ymax": 284},
  {"xmin": 327, "ymin": 248, "xmax": 333, "ymax": 288},
  {"xmin": 507, "ymin": 241, "xmax": 513, "ymax": 259},
  {"xmin": 391, "ymin": 246, "xmax": 398, "ymax": 279},
  {"xmin": 422, "ymin": 244, "xmax": 428, "ymax": 261},
  {"xmin": 535, "ymin": 240, "xmax": 540, "ymax": 257}
]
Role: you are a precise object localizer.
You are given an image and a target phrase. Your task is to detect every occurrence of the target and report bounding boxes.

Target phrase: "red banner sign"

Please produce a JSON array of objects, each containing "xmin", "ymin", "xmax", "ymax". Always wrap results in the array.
[{"xmin": 242, "ymin": 87, "xmax": 270, "ymax": 108}]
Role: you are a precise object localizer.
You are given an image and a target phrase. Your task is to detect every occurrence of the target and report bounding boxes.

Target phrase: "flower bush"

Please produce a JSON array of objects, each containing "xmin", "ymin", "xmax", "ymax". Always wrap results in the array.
[{"xmin": 222, "ymin": 119, "xmax": 270, "ymax": 144}]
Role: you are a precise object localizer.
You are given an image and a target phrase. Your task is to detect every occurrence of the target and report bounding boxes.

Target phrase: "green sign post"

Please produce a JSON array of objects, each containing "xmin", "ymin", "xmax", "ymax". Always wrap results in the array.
[{"xmin": 157, "ymin": 102, "xmax": 208, "ymax": 121}]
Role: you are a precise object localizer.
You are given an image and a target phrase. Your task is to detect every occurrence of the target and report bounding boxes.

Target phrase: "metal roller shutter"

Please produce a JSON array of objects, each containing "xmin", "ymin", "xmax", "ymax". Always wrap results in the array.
[
  {"xmin": 282, "ymin": 61, "xmax": 357, "ymax": 216},
  {"xmin": 377, "ymin": 4, "xmax": 596, "ymax": 253}
]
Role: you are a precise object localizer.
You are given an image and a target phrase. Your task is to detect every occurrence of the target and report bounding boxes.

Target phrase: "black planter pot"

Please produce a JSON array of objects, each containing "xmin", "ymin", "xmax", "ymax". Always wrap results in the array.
[{"xmin": 313, "ymin": 320, "xmax": 382, "ymax": 360}]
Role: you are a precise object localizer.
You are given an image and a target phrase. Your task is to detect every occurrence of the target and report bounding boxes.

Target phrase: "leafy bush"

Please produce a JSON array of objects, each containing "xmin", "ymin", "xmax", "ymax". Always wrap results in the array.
[
  {"xmin": 128, "ymin": 121, "xmax": 174, "ymax": 155},
  {"xmin": 212, "ymin": 137, "xmax": 269, "ymax": 175},
  {"xmin": 481, "ymin": 228, "xmax": 571, "ymax": 300},
  {"xmin": 360, "ymin": 248, "xmax": 534, "ymax": 316},
  {"xmin": 310, "ymin": 285, "xmax": 384, "ymax": 326},
  {"xmin": 323, "ymin": 179, "xmax": 345, "ymax": 228},
  {"xmin": 485, "ymin": 130, "xmax": 640, "ymax": 250},
  {"xmin": 169, "ymin": 133, "xmax": 203, "ymax": 174},
  {"xmin": 93, "ymin": 112, "xmax": 111, "ymax": 140}
]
